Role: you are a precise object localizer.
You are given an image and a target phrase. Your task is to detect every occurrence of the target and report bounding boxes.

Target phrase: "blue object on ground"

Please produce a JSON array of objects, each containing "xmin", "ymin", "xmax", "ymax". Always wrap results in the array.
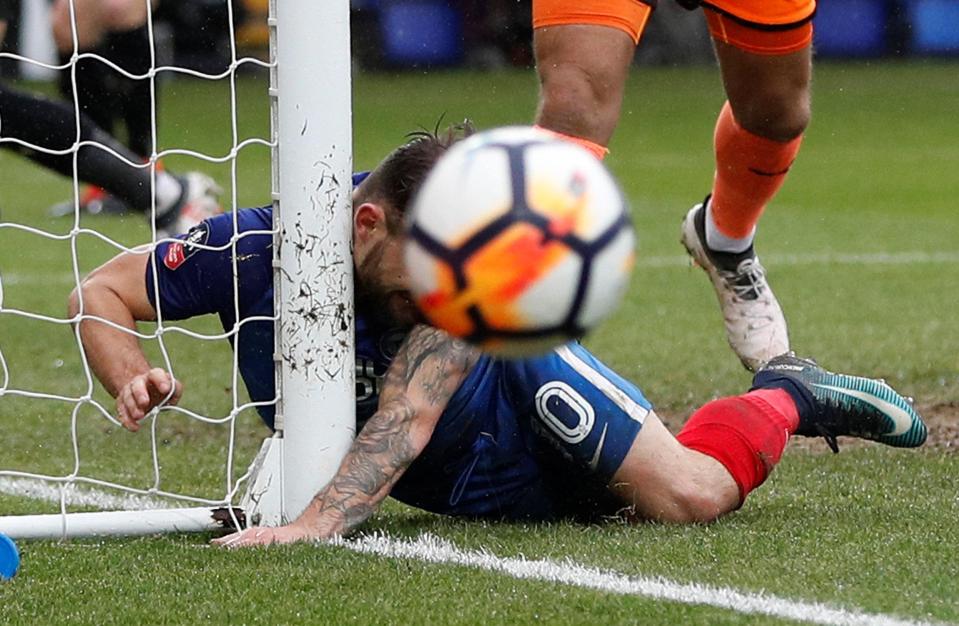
[{"xmin": 0, "ymin": 534, "xmax": 19, "ymax": 580}]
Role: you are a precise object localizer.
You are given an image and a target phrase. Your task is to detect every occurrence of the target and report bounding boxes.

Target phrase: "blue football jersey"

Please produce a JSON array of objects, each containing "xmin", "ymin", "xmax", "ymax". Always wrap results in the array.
[
  {"xmin": 146, "ymin": 217, "xmax": 398, "ymax": 427},
  {"xmin": 145, "ymin": 173, "xmax": 387, "ymax": 428}
]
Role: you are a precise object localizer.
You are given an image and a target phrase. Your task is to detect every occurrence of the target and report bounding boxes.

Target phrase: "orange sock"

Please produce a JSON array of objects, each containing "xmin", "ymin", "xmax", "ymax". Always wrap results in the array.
[
  {"xmin": 534, "ymin": 125, "xmax": 609, "ymax": 161},
  {"xmin": 710, "ymin": 101, "xmax": 803, "ymax": 240}
]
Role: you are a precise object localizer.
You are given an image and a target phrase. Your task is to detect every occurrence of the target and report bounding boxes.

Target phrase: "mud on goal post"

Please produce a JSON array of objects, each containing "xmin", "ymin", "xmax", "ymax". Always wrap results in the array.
[
  {"xmin": 263, "ymin": 0, "xmax": 355, "ymax": 527},
  {"xmin": 0, "ymin": 0, "xmax": 354, "ymax": 539}
]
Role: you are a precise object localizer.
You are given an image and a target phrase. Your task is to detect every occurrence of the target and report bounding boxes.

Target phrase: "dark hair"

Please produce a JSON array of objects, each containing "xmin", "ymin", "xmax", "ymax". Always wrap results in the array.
[{"xmin": 357, "ymin": 119, "xmax": 475, "ymax": 234}]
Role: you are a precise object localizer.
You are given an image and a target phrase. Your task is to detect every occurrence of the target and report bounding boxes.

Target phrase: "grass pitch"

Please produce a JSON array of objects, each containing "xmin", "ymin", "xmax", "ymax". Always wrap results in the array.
[{"xmin": 0, "ymin": 61, "xmax": 958, "ymax": 624}]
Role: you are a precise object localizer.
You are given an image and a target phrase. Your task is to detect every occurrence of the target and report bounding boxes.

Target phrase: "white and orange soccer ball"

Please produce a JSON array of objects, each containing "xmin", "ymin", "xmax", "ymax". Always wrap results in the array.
[{"xmin": 404, "ymin": 126, "xmax": 636, "ymax": 357}]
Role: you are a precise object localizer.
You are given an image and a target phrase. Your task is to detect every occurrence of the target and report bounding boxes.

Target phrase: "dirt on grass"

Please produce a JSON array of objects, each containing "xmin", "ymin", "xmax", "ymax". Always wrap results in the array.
[{"xmin": 918, "ymin": 401, "xmax": 959, "ymax": 452}]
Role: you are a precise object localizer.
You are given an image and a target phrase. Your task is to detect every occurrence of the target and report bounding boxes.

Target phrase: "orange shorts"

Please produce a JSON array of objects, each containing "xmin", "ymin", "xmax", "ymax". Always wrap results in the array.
[
  {"xmin": 704, "ymin": 0, "xmax": 815, "ymax": 54},
  {"xmin": 532, "ymin": 0, "xmax": 654, "ymax": 44},
  {"xmin": 532, "ymin": 0, "xmax": 815, "ymax": 54}
]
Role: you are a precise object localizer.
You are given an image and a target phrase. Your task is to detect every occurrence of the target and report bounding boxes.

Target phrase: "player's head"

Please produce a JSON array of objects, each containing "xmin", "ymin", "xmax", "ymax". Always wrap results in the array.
[{"xmin": 352, "ymin": 121, "xmax": 475, "ymax": 328}]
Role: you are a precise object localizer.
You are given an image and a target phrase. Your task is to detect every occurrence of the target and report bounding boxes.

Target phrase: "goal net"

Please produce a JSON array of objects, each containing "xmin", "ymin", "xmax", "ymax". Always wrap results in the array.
[{"xmin": 0, "ymin": 0, "xmax": 353, "ymax": 539}]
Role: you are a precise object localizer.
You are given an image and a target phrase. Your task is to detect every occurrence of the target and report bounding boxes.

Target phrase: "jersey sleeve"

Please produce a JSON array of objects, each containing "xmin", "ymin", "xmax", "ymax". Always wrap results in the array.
[{"xmin": 145, "ymin": 207, "xmax": 274, "ymax": 321}]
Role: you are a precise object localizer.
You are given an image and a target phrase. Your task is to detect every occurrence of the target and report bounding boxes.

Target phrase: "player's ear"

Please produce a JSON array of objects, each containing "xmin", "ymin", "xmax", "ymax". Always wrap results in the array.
[{"xmin": 354, "ymin": 202, "xmax": 387, "ymax": 244}]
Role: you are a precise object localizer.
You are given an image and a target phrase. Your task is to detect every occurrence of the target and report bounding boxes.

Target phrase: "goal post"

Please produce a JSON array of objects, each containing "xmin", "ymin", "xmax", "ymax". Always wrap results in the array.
[
  {"xmin": 0, "ymin": 0, "xmax": 354, "ymax": 539},
  {"xmin": 0, "ymin": 508, "xmax": 225, "ymax": 541},
  {"xmin": 264, "ymin": 0, "xmax": 356, "ymax": 526}
]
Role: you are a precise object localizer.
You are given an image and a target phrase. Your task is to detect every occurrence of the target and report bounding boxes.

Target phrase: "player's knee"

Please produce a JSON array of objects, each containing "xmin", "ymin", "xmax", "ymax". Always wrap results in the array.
[
  {"xmin": 735, "ymin": 91, "xmax": 811, "ymax": 142},
  {"xmin": 660, "ymin": 480, "xmax": 729, "ymax": 524},
  {"xmin": 538, "ymin": 61, "xmax": 619, "ymax": 139},
  {"xmin": 52, "ymin": 0, "xmax": 109, "ymax": 52},
  {"xmin": 622, "ymin": 475, "xmax": 730, "ymax": 524},
  {"xmin": 103, "ymin": 0, "xmax": 149, "ymax": 31}
]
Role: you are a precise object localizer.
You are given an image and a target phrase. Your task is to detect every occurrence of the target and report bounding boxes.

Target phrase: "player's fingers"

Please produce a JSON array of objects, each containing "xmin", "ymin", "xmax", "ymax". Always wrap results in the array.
[
  {"xmin": 212, "ymin": 528, "xmax": 273, "ymax": 549},
  {"xmin": 211, "ymin": 529, "xmax": 249, "ymax": 548},
  {"xmin": 125, "ymin": 387, "xmax": 148, "ymax": 424},
  {"xmin": 145, "ymin": 369, "xmax": 183, "ymax": 408},
  {"xmin": 130, "ymin": 378, "xmax": 162, "ymax": 423},
  {"xmin": 116, "ymin": 395, "xmax": 132, "ymax": 430},
  {"xmin": 169, "ymin": 380, "xmax": 184, "ymax": 406},
  {"xmin": 130, "ymin": 375, "xmax": 151, "ymax": 409},
  {"xmin": 146, "ymin": 368, "xmax": 172, "ymax": 396},
  {"xmin": 237, "ymin": 529, "xmax": 274, "ymax": 547},
  {"xmin": 116, "ymin": 389, "xmax": 140, "ymax": 432}
]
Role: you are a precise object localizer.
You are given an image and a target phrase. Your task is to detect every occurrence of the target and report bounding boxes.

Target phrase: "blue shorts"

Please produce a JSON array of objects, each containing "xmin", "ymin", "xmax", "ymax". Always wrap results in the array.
[{"xmin": 392, "ymin": 342, "xmax": 652, "ymax": 521}]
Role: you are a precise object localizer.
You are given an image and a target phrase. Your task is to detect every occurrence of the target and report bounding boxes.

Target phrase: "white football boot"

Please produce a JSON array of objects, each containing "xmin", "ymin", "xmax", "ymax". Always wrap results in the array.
[
  {"xmin": 155, "ymin": 172, "xmax": 223, "ymax": 239},
  {"xmin": 680, "ymin": 196, "xmax": 789, "ymax": 372}
]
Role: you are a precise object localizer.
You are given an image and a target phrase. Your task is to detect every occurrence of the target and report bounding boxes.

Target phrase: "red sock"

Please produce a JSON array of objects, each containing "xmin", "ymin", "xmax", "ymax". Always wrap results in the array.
[
  {"xmin": 676, "ymin": 389, "xmax": 799, "ymax": 504},
  {"xmin": 534, "ymin": 125, "xmax": 609, "ymax": 161},
  {"xmin": 711, "ymin": 101, "xmax": 803, "ymax": 239}
]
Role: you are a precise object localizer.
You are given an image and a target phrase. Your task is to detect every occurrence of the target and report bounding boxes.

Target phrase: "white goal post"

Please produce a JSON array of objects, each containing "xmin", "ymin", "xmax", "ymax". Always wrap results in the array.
[
  {"xmin": 261, "ymin": 0, "xmax": 355, "ymax": 527},
  {"xmin": 0, "ymin": 0, "xmax": 354, "ymax": 539}
]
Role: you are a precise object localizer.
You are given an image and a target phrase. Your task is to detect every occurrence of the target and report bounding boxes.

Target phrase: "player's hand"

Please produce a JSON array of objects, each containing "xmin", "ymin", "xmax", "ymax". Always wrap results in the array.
[
  {"xmin": 116, "ymin": 368, "xmax": 183, "ymax": 431},
  {"xmin": 211, "ymin": 523, "xmax": 324, "ymax": 548}
]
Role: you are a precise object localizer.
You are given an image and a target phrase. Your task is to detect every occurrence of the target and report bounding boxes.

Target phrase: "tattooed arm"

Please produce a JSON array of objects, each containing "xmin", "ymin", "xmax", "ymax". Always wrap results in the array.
[{"xmin": 213, "ymin": 324, "xmax": 480, "ymax": 547}]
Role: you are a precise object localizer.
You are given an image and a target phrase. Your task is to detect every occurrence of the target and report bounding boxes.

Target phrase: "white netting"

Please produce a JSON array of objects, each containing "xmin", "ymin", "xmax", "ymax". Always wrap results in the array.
[{"xmin": 0, "ymin": 0, "xmax": 277, "ymax": 527}]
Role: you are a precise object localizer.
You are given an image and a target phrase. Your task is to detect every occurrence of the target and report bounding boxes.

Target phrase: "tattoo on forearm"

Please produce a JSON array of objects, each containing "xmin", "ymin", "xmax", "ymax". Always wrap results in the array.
[
  {"xmin": 306, "ymin": 326, "xmax": 479, "ymax": 536},
  {"xmin": 314, "ymin": 396, "xmax": 416, "ymax": 533},
  {"xmin": 389, "ymin": 326, "xmax": 479, "ymax": 407}
]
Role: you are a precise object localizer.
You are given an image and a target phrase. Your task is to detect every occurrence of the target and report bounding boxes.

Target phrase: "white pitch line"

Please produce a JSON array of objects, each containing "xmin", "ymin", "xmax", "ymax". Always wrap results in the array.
[
  {"xmin": 0, "ymin": 476, "xmax": 176, "ymax": 512},
  {"xmin": 340, "ymin": 533, "xmax": 937, "ymax": 626},
  {"xmin": 0, "ymin": 249, "xmax": 953, "ymax": 621},
  {"xmin": 0, "ymin": 480, "xmax": 943, "ymax": 626}
]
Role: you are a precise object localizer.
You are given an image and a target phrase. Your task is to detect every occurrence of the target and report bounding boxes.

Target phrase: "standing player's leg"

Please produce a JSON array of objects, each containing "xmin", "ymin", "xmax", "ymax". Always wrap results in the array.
[
  {"xmin": 680, "ymin": 2, "xmax": 814, "ymax": 371},
  {"xmin": 93, "ymin": 24, "xmax": 155, "ymax": 159},
  {"xmin": 51, "ymin": 0, "xmax": 153, "ymax": 54},
  {"xmin": 52, "ymin": 0, "xmax": 151, "ymax": 140},
  {"xmin": 52, "ymin": 0, "xmax": 157, "ymax": 213},
  {"xmin": 0, "ymin": 84, "xmax": 219, "ymax": 236},
  {"xmin": 531, "ymin": 0, "xmax": 653, "ymax": 159}
]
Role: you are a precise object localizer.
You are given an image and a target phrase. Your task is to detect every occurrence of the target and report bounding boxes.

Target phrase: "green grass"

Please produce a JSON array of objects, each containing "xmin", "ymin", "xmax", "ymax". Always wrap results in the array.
[{"xmin": 1, "ymin": 61, "xmax": 958, "ymax": 624}]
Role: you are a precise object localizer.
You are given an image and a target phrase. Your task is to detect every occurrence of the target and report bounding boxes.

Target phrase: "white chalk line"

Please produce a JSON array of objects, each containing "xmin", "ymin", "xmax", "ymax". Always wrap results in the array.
[
  {"xmin": 0, "ymin": 250, "xmax": 957, "ymax": 289},
  {"xmin": 339, "ymin": 533, "xmax": 940, "ymax": 626},
  {"xmin": 0, "ymin": 476, "xmax": 178, "ymax": 512},
  {"xmin": 0, "ymin": 477, "xmax": 941, "ymax": 626}
]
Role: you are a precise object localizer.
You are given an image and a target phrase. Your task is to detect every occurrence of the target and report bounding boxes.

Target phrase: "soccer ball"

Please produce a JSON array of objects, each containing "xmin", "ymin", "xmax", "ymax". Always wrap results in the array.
[{"xmin": 404, "ymin": 126, "xmax": 636, "ymax": 357}]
